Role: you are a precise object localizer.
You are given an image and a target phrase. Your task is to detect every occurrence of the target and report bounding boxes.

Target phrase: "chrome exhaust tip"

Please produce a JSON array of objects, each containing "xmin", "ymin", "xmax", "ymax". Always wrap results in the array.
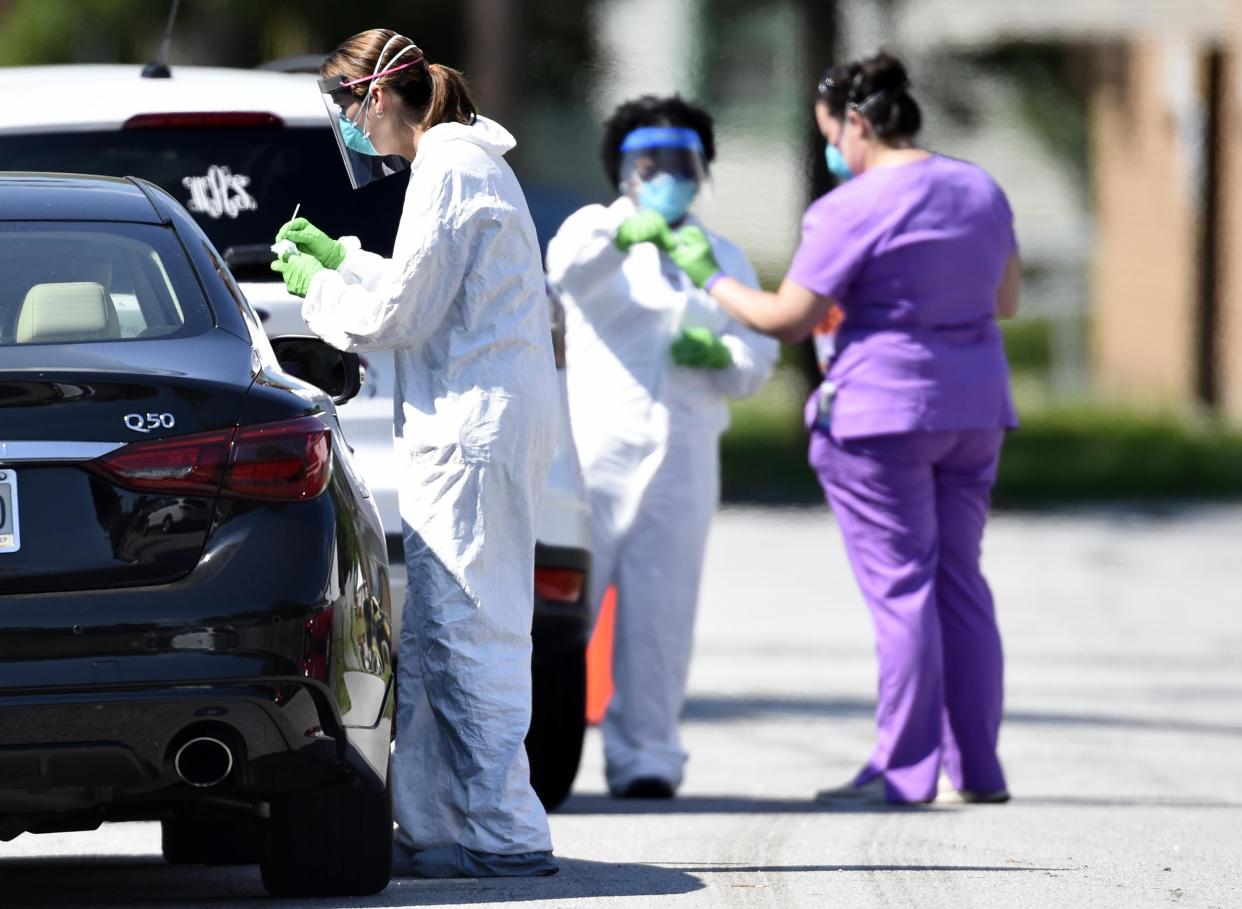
[{"xmin": 174, "ymin": 736, "xmax": 234, "ymax": 788}]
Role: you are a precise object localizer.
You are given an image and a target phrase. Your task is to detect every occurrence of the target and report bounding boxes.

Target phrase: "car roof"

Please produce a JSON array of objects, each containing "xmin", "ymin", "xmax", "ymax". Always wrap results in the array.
[
  {"xmin": 0, "ymin": 65, "xmax": 327, "ymax": 133},
  {"xmin": 0, "ymin": 173, "xmax": 162, "ymax": 223}
]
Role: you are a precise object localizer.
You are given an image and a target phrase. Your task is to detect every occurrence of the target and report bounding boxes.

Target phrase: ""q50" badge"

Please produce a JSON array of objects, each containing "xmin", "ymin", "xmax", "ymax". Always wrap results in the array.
[{"xmin": 124, "ymin": 413, "xmax": 177, "ymax": 433}]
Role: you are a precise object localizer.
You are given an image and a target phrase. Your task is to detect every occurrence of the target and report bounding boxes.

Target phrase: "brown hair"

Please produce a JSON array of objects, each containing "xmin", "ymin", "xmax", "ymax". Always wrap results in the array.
[{"xmin": 322, "ymin": 28, "xmax": 476, "ymax": 131}]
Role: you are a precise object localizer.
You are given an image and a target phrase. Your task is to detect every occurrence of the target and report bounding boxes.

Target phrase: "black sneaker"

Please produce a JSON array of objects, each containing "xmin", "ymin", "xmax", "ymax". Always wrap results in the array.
[{"xmin": 612, "ymin": 777, "xmax": 675, "ymax": 799}]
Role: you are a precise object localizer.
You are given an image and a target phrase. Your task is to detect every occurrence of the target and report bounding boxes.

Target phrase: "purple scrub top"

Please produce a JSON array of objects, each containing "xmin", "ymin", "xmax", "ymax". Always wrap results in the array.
[{"xmin": 787, "ymin": 154, "xmax": 1019, "ymax": 440}]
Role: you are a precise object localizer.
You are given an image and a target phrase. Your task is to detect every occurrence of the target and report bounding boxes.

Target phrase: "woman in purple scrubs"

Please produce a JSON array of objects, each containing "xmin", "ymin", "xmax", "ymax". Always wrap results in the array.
[{"xmin": 667, "ymin": 52, "xmax": 1021, "ymax": 806}]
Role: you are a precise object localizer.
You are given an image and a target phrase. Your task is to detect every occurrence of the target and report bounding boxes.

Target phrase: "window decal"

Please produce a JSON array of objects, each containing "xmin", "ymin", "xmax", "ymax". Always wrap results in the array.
[{"xmin": 181, "ymin": 166, "xmax": 257, "ymax": 219}]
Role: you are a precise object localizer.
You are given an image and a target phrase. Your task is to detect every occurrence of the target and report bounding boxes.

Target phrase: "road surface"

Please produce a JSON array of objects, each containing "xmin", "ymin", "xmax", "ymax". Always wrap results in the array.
[{"xmin": 3, "ymin": 505, "xmax": 1239, "ymax": 907}]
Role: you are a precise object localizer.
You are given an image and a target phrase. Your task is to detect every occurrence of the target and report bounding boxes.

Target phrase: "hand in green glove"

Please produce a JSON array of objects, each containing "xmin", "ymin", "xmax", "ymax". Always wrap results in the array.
[
  {"xmin": 270, "ymin": 252, "xmax": 324, "ymax": 298},
  {"xmin": 669, "ymin": 225, "xmax": 723, "ymax": 289},
  {"xmin": 275, "ymin": 217, "xmax": 346, "ymax": 270},
  {"xmin": 614, "ymin": 210, "xmax": 674, "ymax": 253},
  {"xmin": 671, "ymin": 327, "xmax": 732, "ymax": 370}
]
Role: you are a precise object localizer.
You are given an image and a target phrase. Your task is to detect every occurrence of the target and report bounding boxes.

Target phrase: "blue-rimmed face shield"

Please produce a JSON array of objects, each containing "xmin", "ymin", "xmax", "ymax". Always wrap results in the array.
[{"xmin": 618, "ymin": 126, "xmax": 709, "ymax": 225}]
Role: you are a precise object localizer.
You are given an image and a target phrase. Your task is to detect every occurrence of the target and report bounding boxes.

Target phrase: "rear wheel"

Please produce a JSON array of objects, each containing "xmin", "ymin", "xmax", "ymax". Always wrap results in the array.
[
  {"xmin": 161, "ymin": 807, "xmax": 266, "ymax": 865},
  {"xmin": 525, "ymin": 642, "xmax": 587, "ymax": 812},
  {"xmin": 260, "ymin": 765, "xmax": 393, "ymax": 897}
]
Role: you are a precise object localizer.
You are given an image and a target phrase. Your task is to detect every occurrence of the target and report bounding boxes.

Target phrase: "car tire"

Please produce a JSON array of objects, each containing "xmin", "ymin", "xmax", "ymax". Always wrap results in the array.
[
  {"xmin": 161, "ymin": 808, "xmax": 266, "ymax": 865},
  {"xmin": 260, "ymin": 764, "xmax": 393, "ymax": 897},
  {"xmin": 525, "ymin": 642, "xmax": 587, "ymax": 812}
]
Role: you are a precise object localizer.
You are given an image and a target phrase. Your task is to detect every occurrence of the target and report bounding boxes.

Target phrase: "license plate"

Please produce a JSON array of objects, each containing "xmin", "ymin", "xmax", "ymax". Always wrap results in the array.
[{"xmin": 0, "ymin": 469, "xmax": 20, "ymax": 553}]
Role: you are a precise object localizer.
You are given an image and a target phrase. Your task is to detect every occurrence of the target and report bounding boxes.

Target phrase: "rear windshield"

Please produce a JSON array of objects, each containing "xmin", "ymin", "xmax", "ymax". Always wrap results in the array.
[
  {"xmin": 0, "ymin": 222, "xmax": 212, "ymax": 346},
  {"xmin": 0, "ymin": 127, "xmax": 406, "ymax": 281}
]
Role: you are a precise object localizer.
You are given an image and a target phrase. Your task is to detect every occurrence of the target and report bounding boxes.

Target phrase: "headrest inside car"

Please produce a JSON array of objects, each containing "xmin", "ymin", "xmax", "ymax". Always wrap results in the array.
[{"xmin": 16, "ymin": 281, "xmax": 120, "ymax": 344}]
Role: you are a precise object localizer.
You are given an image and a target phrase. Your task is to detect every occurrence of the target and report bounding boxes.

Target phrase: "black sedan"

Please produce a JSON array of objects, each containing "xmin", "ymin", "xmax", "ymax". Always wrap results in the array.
[{"xmin": 0, "ymin": 173, "xmax": 393, "ymax": 897}]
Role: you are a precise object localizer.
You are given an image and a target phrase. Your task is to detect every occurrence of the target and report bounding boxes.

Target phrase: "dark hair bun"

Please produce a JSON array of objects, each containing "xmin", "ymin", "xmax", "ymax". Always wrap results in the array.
[
  {"xmin": 848, "ymin": 50, "xmax": 921, "ymax": 140},
  {"xmin": 865, "ymin": 52, "xmax": 910, "ymax": 95}
]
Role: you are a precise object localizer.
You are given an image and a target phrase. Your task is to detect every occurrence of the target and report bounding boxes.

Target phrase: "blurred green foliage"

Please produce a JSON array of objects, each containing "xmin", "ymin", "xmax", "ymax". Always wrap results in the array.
[
  {"xmin": 0, "ymin": 0, "xmax": 466, "ymax": 69},
  {"xmin": 967, "ymin": 43, "xmax": 1090, "ymax": 189},
  {"xmin": 1001, "ymin": 317, "xmax": 1053, "ymax": 376},
  {"xmin": 721, "ymin": 364, "xmax": 1242, "ymax": 506},
  {"xmin": 0, "ymin": 0, "xmax": 594, "ymax": 103}
]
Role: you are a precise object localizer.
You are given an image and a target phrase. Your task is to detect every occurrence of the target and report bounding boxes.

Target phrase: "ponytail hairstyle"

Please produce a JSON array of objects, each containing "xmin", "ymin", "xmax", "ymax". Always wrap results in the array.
[
  {"xmin": 843, "ymin": 51, "xmax": 921, "ymax": 141},
  {"xmin": 322, "ymin": 28, "xmax": 477, "ymax": 131}
]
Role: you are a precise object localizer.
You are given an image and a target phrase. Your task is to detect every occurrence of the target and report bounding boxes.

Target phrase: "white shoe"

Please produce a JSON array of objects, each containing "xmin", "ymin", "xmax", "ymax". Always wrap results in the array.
[{"xmin": 934, "ymin": 774, "xmax": 1010, "ymax": 804}]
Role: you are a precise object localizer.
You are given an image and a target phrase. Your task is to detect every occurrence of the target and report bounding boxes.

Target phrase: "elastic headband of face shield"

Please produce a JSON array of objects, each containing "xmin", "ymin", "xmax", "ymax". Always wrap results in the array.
[
  {"xmin": 847, "ymin": 71, "xmax": 910, "ymax": 118},
  {"xmin": 617, "ymin": 126, "xmax": 708, "ymax": 190},
  {"xmin": 316, "ymin": 36, "xmax": 427, "ymax": 119}
]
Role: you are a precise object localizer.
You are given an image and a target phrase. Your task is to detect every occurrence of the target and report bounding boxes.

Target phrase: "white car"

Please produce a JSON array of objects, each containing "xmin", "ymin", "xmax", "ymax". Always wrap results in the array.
[{"xmin": 0, "ymin": 63, "xmax": 592, "ymax": 811}]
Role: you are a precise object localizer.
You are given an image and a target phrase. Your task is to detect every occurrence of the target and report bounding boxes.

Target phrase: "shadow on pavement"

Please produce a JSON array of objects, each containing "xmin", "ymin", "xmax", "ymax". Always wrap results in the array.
[
  {"xmin": 0, "ymin": 855, "xmax": 703, "ymax": 907},
  {"xmin": 561, "ymin": 792, "xmax": 1242, "ymax": 815},
  {"xmin": 560, "ymin": 794, "xmax": 946, "ymax": 815},
  {"xmin": 670, "ymin": 862, "xmax": 1072, "ymax": 874},
  {"xmin": 682, "ymin": 694, "xmax": 1242, "ymax": 738},
  {"xmin": 1012, "ymin": 795, "xmax": 1242, "ymax": 810}
]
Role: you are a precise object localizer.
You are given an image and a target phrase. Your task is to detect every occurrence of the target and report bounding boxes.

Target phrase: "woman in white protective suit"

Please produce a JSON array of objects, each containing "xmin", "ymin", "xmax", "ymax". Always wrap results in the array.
[
  {"xmin": 546, "ymin": 96, "xmax": 779, "ymax": 798},
  {"xmin": 269, "ymin": 29, "xmax": 558, "ymax": 878}
]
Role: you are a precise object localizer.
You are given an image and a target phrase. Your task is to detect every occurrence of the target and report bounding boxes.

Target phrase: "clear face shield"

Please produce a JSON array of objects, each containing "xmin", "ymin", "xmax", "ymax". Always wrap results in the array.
[
  {"xmin": 617, "ymin": 127, "xmax": 709, "ymax": 226},
  {"xmin": 316, "ymin": 40, "xmax": 425, "ymax": 191}
]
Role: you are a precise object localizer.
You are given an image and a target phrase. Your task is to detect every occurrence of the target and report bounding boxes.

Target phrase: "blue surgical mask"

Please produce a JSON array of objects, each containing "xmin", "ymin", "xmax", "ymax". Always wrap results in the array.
[
  {"xmin": 636, "ymin": 172, "xmax": 699, "ymax": 225},
  {"xmin": 825, "ymin": 143, "xmax": 854, "ymax": 182},
  {"xmin": 339, "ymin": 115, "xmax": 379, "ymax": 157}
]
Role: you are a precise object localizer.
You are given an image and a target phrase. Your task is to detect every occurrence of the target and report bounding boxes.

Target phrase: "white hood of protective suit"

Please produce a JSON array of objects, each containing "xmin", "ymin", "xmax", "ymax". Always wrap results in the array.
[{"xmin": 413, "ymin": 115, "xmax": 517, "ymax": 162}]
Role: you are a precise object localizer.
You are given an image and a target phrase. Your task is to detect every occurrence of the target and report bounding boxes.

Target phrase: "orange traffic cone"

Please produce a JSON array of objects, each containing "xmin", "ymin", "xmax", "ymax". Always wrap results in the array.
[{"xmin": 585, "ymin": 586, "xmax": 616, "ymax": 725}]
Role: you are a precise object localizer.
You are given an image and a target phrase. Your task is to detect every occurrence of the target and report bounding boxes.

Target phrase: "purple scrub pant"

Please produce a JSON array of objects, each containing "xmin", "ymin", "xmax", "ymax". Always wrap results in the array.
[{"xmin": 810, "ymin": 426, "xmax": 1008, "ymax": 803}]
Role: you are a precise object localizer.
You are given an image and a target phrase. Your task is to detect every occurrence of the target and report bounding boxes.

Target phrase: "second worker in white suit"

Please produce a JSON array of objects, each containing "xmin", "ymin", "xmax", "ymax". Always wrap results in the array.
[{"xmin": 546, "ymin": 96, "xmax": 779, "ymax": 798}]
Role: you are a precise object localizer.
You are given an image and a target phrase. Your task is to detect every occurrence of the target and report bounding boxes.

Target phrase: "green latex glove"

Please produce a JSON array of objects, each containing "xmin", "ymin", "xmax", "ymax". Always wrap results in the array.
[
  {"xmin": 614, "ymin": 210, "xmax": 674, "ymax": 252},
  {"xmin": 671, "ymin": 327, "xmax": 732, "ymax": 370},
  {"xmin": 270, "ymin": 252, "xmax": 324, "ymax": 298},
  {"xmin": 669, "ymin": 225, "xmax": 723, "ymax": 289},
  {"xmin": 275, "ymin": 217, "xmax": 346, "ymax": 269}
]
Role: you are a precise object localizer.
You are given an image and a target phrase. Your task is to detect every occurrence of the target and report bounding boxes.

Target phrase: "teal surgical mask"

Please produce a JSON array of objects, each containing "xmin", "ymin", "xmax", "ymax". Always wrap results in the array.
[
  {"xmin": 636, "ymin": 172, "xmax": 699, "ymax": 225},
  {"xmin": 339, "ymin": 115, "xmax": 379, "ymax": 157},
  {"xmin": 825, "ymin": 143, "xmax": 853, "ymax": 183}
]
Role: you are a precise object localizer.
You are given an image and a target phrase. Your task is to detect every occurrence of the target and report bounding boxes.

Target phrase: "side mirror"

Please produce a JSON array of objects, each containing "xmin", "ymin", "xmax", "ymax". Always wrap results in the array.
[{"xmin": 270, "ymin": 335, "xmax": 362, "ymax": 405}]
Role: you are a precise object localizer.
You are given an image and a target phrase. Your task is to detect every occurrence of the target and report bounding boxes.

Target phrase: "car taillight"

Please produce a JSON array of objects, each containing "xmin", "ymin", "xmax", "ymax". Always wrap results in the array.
[
  {"xmin": 226, "ymin": 416, "xmax": 332, "ymax": 502},
  {"xmin": 88, "ymin": 416, "xmax": 332, "ymax": 502},
  {"xmin": 122, "ymin": 112, "xmax": 284, "ymax": 129},
  {"xmin": 535, "ymin": 567, "xmax": 585, "ymax": 604},
  {"xmin": 87, "ymin": 429, "xmax": 233, "ymax": 496}
]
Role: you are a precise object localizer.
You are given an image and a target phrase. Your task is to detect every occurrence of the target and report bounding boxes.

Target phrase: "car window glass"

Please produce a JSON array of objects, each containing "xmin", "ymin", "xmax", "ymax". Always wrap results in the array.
[
  {"xmin": 0, "ymin": 223, "xmax": 212, "ymax": 346},
  {"xmin": 0, "ymin": 128, "xmax": 407, "ymax": 282}
]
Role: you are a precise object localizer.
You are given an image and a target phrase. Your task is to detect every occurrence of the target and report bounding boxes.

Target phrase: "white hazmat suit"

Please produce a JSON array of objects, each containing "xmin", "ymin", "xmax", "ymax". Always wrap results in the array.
[
  {"xmin": 546, "ymin": 197, "xmax": 779, "ymax": 792},
  {"xmin": 302, "ymin": 116, "xmax": 557, "ymax": 875}
]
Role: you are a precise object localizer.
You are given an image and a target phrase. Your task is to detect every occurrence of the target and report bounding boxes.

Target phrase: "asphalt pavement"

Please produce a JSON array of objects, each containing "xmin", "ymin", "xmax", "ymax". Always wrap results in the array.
[{"xmin": 3, "ymin": 504, "xmax": 1240, "ymax": 908}]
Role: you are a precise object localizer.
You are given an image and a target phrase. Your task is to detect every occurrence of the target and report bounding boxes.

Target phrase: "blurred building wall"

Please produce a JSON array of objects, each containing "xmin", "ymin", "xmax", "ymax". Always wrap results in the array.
[
  {"xmin": 891, "ymin": 0, "xmax": 1242, "ymax": 421},
  {"xmin": 1090, "ymin": 40, "xmax": 1202, "ymax": 407},
  {"xmin": 1220, "ymin": 11, "xmax": 1242, "ymax": 421}
]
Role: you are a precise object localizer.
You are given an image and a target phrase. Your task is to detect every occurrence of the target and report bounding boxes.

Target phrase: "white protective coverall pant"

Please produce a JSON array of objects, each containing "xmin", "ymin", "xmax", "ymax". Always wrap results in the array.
[
  {"xmin": 546, "ymin": 197, "xmax": 779, "ymax": 792},
  {"xmin": 302, "ymin": 117, "xmax": 557, "ymax": 874}
]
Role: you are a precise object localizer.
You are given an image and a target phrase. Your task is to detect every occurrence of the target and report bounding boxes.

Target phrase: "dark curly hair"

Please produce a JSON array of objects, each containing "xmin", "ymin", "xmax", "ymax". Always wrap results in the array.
[{"xmin": 600, "ymin": 95, "xmax": 716, "ymax": 189}]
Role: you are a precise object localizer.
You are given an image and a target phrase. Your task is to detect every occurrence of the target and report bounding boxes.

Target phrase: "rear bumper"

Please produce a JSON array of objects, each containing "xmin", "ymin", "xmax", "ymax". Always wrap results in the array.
[
  {"xmin": 0, "ymin": 678, "xmax": 387, "ymax": 813},
  {"xmin": 0, "ymin": 474, "xmax": 393, "ymax": 814}
]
